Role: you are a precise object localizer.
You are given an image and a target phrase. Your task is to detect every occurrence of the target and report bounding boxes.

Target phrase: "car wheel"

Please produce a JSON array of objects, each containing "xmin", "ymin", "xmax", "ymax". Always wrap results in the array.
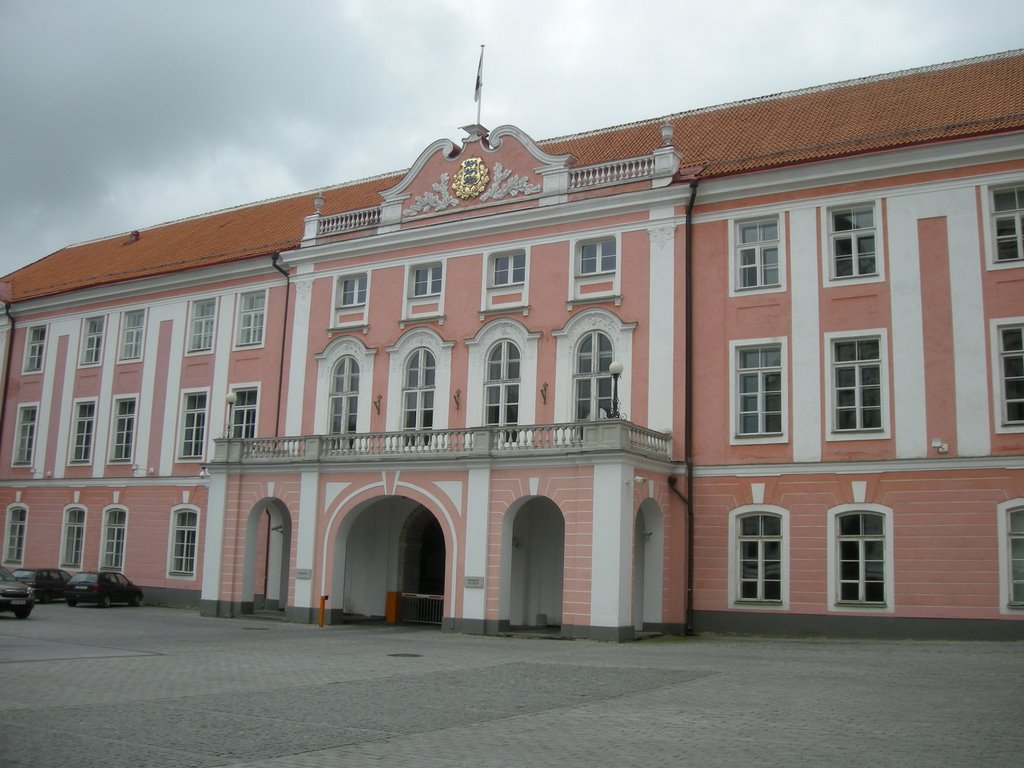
[
  {"xmin": 129, "ymin": 593, "xmax": 142, "ymax": 607},
  {"xmin": 66, "ymin": 599, "xmax": 78, "ymax": 607},
  {"xmin": 14, "ymin": 606, "xmax": 33, "ymax": 619},
  {"xmin": 99, "ymin": 594, "xmax": 111, "ymax": 608}
]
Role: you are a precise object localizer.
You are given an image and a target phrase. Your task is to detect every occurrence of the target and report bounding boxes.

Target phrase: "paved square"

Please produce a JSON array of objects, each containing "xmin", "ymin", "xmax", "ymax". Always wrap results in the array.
[{"xmin": 1, "ymin": 605, "xmax": 1021, "ymax": 767}]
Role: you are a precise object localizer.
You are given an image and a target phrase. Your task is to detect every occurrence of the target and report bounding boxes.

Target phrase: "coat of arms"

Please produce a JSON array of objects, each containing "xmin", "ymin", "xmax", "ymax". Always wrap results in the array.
[{"xmin": 452, "ymin": 157, "xmax": 489, "ymax": 199}]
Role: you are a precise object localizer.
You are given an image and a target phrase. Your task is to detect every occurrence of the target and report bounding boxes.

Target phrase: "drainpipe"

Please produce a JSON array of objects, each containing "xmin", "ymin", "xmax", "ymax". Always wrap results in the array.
[
  {"xmin": 0, "ymin": 301, "xmax": 13, "ymax": 454},
  {"xmin": 270, "ymin": 255, "xmax": 290, "ymax": 438}
]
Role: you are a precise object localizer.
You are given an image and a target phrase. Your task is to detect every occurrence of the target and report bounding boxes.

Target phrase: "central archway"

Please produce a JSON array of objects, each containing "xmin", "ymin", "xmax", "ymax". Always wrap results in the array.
[{"xmin": 502, "ymin": 496, "xmax": 565, "ymax": 628}]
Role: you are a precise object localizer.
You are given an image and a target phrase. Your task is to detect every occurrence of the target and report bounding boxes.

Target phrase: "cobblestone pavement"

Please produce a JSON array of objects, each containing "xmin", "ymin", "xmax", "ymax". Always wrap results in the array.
[{"xmin": 1, "ymin": 604, "xmax": 1022, "ymax": 767}]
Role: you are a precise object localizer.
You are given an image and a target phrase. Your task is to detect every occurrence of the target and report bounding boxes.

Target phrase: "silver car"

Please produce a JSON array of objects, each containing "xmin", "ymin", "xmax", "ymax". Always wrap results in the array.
[{"xmin": 0, "ymin": 566, "xmax": 35, "ymax": 619}]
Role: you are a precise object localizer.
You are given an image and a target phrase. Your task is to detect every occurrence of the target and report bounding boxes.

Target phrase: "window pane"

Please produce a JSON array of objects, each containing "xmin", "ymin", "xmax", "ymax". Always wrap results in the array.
[{"xmin": 862, "ymin": 514, "xmax": 884, "ymax": 535}]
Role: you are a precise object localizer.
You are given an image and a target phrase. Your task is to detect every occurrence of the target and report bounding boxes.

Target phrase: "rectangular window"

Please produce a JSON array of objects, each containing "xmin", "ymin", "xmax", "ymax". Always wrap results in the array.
[
  {"xmin": 491, "ymin": 250, "xmax": 526, "ymax": 287},
  {"xmin": 102, "ymin": 509, "xmax": 127, "ymax": 571},
  {"xmin": 62, "ymin": 508, "xmax": 85, "ymax": 568},
  {"xmin": 578, "ymin": 238, "xmax": 617, "ymax": 275},
  {"xmin": 833, "ymin": 338, "xmax": 882, "ymax": 431},
  {"xmin": 170, "ymin": 509, "xmax": 198, "ymax": 575},
  {"xmin": 738, "ymin": 514, "xmax": 782, "ymax": 601},
  {"xmin": 71, "ymin": 401, "xmax": 96, "ymax": 463},
  {"xmin": 837, "ymin": 512, "xmax": 886, "ymax": 604},
  {"xmin": 229, "ymin": 388, "xmax": 258, "ymax": 439},
  {"xmin": 14, "ymin": 406, "xmax": 37, "ymax": 466},
  {"xmin": 236, "ymin": 291, "xmax": 265, "ymax": 346},
  {"xmin": 830, "ymin": 205, "xmax": 876, "ymax": 279},
  {"xmin": 80, "ymin": 316, "xmax": 105, "ymax": 365},
  {"xmin": 337, "ymin": 274, "xmax": 368, "ymax": 308},
  {"xmin": 993, "ymin": 186, "xmax": 1024, "ymax": 262},
  {"xmin": 24, "ymin": 326, "xmax": 46, "ymax": 373},
  {"xmin": 1010, "ymin": 509, "xmax": 1024, "ymax": 604},
  {"xmin": 411, "ymin": 264, "xmax": 443, "ymax": 297},
  {"xmin": 736, "ymin": 218, "xmax": 780, "ymax": 289},
  {"xmin": 189, "ymin": 298, "xmax": 217, "ymax": 352},
  {"xmin": 5, "ymin": 508, "xmax": 27, "ymax": 563},
  {"xmin": 119, "ymin": 310, "xmax": 145, "ymax": 360},
  {"xmin": 1000, "ymin": 325, "xmax": 1024, "ymax": 425},
  {"xmin": 180, "ymin": 392, "xmax": 208, "ymax": 459},
  {"xmin": 110, "ymin": 398, "xmax": 137, "ymax": 462},
  {"xmin": 736, "ymin": 346, "xmax": 783, "ymax": 436}
]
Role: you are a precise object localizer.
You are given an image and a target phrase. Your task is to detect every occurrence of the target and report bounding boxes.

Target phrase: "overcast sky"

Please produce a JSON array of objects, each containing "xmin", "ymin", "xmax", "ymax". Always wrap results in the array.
[{"xmin": 1, "ymin": 0, "xmax": 1022, "ymax": 279}]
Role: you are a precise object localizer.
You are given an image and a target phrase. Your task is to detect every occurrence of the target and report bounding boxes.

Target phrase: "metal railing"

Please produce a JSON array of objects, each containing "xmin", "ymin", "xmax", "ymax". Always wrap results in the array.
[{"xmin": 399, "ymin": 593, "xmax": 443, "ymax": 625}]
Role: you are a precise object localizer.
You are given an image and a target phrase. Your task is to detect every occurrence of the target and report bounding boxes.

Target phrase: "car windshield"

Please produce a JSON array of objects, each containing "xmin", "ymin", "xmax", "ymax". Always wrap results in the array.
[
  {"xmin": 12, "ymin": 570, "xmax": 35, "ymax": 579},
  {"xmin": 0, "ymin": 566, "xmax": 14, "ymax": 580},
  {"xmin": 68, "ymin": 573, "xmax": 98, "ymax": 584}
]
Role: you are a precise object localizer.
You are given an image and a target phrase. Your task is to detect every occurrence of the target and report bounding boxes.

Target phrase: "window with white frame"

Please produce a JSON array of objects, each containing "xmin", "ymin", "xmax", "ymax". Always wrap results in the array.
[
  {"xmin": 832, "ymin": 337, "xmax": 883, "ymax": 431},
  {"xmin": 229, "ymin": 388, "xmax": 258, "ymax": 439},
  {"xmin": 189, "ymin": 298, "xmax": 217, "ymax": 352},
  {"xmin": 71, "ymin": 401, "xmax": 96, "ymax": 463},
  {"xmin": 80, "ymin": 316, "xmax": 105, "ymax": 366},
  {"xmin": 180, "ymin": 392, "xmax": 208, "ymax": 459},
  {"xmin": 1009, "ymin": 508, "xmax": 1024, "ymax": 605},
  {"xmin": 485, "ymin": 340, "xmax": 520, "ymax": 426},
  {"xmin": 24, "ymin": 326, "xmax": 46, "ymax": 373},
  {"xmin": 101, "ymin": 508, "xmax": 127, "ymax": 571},
  {"xmin": 829, "ymin": 205, "xmax": 877, "ymax": 279},
  {"xmin": 119, "ymin": 309, "xmax": 145, "ymax": 360},
  {"xmin": 110, "ymin": 398, "xmax": 136, "ymax": 462},
  {"xmin": 4, "ymin": 507, "xmax": 27, "ymax": 563},
  {"xmin": 736, "ymin": 345, "xmax": 783, "ymax": 436},
  {"xmin": 169, "ymin": 508, "xmax": 199, "ymax": 575},
  {"xmin": 61, "ymin": 508, "xmax": 86, "ymax": 568},
  {"xmin": 236, "ymin": 291, "xmax": 265, "ymax": 346},
  {"xmin": 737, "ymin": 513, "xmax": 782, "ymax": 601},
  {"xmin": 490, "ymin": 250, "xmax": 526, "ymax": 287},
  {"xmin": 13, "ymin": 406, "xmax": 37, "ymax": 466},
  {"xmin": 836, "ymin": 511, "xmax": 886, "ymax": 604},
  {"xmin": 993, "ymin": 185, "xmax": 1024, "ymax": 263},
  {"xmin": 410, "ymin": 264, "xmax": 443, "ymax": 298},
  {"xmin": 337, "ymin": 274, "xmax": 368, "ymax": 308},
  {"xmin": 574, "ymin": 330, "xmax": 614, "ymax": 420},
  {"xmin": 329, "ymin": 357, "xmax": 359, "ymax": 434},
  {"xmin": 577, "ymin": 237, "xmax": 616, "ymax": 276},
  {"xmin": 736, "ymin": 217, "xmax": 780, "ymax": 290},
  {"xmin": 403, "ymin": 348, "xmax": 436, "ymax": 432},
  {"xmin": 999, "ymin": 325, "xmax": 1024, "ymax": 425}
]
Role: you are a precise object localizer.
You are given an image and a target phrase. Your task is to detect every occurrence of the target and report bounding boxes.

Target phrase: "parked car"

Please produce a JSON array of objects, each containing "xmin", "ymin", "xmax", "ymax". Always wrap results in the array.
[
  {"xmin": 11, "ymin": 568, "xmax": 72, "ymax": 603},
  {"xmin": 0, "ymin": 566, "xmax": 35, "ymax": 619},
  {"xmin": 65, "ymin": 571, "xmax": 144, "ymax": 608}
]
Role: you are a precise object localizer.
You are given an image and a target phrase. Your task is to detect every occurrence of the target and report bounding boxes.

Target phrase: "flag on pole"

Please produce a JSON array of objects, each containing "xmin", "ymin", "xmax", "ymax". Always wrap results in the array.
[{"xmin": 474, "ymin": 45, "xmax": 484, "ymax": 103}]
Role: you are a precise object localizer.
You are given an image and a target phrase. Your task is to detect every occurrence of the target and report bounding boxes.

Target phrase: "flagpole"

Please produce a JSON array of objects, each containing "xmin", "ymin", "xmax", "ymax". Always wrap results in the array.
[{"xmin": 475, "ymin": 45, "xmax": 484, "ymax": 125}]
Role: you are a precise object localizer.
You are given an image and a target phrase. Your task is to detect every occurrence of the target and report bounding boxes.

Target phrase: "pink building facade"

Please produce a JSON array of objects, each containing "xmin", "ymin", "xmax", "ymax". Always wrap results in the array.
[{"xmin": 2, "ymin": 52, "xmax": 1024, "ymax": 639}]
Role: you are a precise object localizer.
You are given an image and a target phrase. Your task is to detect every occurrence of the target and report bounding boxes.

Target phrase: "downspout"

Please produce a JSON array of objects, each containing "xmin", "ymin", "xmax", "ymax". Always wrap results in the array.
[{"xmin": 270, "ymin": 255, "xmax": 290, "ymax": 438}]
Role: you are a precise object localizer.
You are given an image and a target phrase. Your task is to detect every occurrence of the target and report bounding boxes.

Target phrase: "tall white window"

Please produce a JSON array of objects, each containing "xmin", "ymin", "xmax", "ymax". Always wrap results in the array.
[
  {"xmin": 61, "ymin": 508, "xmax": 86, "ymax": 568},
  {"xmin": 836, "ymin": 511, "xmax": 886, "ymax": 604},
  {"xmin": 102, "ymin": 508, "xmax": 127, "ymax": 571},
  {"xmin": 411, "ymin": 264, "xmax": 443, "ymax": 298},
  {"xmin": 24, "ymin": 326, "xmax": 47, "ymax": 373},
  {"xmin": 180, "ymin": 392, "xmax": 208, "ymax": 458},
  {"xmin": 329, "ymin": 357, "xmax": 360, "ymax": 434},
  {"xmin": 485, "ymin": 340, "xmax": 520, "ymax": 426},
  {"xmin": 736, "ymin": 218, "xmax": 780, "ymax": 289},
  {"xmin": 337, "ymin": 274, "xmax": 368, "ymax": 307},
  {"xmin": 574, "ymin": 330, "xmax": 614, "ymax": 420},
  {"xmin": 993, "ymin": 185, "xmax": 1024, "ymax": 263},
  {"xmin": 110, "ymin": 398, "xmax": 137, "ymax": 462},
  {"xmin": 736, "ymin": 345, "xmax": 783, "ymax": 436},
  {"xmin": 189, "ymin": 298, "xmax": 217, "ymax": 352},
  {"xmin": 14, "ymin": 406, "xmax": 37, "ymax": 466},
  {"xmin": 80, "ymin": 316, "xmax": 105, "ymax": 366},
  {"xmin": 1009, "ymin": 508, "xmax": 1024, "ymax": 605},
  {"xmin": 403, "ymin": 348, "xmax": 436, "ymax": 432},
  {"xmin": 736, "ymin": 513, "xmax": 782, "ymax": 602},
  {"xmin": 236, "ymin": 291, "xmax": 265, "ymax": 346},
  {"xmin": 491, "ymin": 251, "xmax": 526, "ymax": 287},
  {"xmin": 832, "ymin": 337, "xmax": 882, "ymax": 431},
  {"xmin": 829, "ymin": 205, "xmax": 877, "ymax": 279},
  {"xmin": 119, "ymin": 309, "xmax": 145, "ymax": 360},
  {"xmin": 71, "ymin": 401, "xmax": 96, "ymax": 463},
  {"xmin": 229, "ymin": 388, "xmax": 258, "ymax": 439},
  {"xmin": 4, "ymin": 507, "xmax": 27, "ymax": 563},
  {"xmin": 999, "ymin": 325, "xmax": 1024, "ymax": 425},
  {"xmin": 577, "ymin": 237, "xmax": 616, "ymax": 275},
  {"xmin": 170, "ymin": 508, "xmax": 199, "ymax": 575}
]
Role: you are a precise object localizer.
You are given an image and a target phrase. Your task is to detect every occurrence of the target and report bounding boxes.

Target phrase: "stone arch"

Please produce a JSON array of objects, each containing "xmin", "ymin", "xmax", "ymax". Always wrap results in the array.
[
  {"xmin": 633, "ymin": 498, "xmax": 665, "ymax": 631},
  {"xmin": 552, "ymin": 308, "xmax": 636, "ymax": 422},
  {"xmin": 465, "ymin": 318, "xmax": 541, "ymax": 426},
  {"xmin": 500, "ymin": 495, "xmax": 565, "ymax": 628},
  {"xmin": 313, "ymin": 335, "xmax": 376, "ymax": 434},
  {"xmin": 240, "ymin": 497, "xmax": 292, "ymax": 614}
]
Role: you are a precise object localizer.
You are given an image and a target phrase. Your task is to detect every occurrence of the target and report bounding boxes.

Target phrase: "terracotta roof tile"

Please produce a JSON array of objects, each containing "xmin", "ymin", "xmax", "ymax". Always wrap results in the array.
[{"xmin": 6, "ymin": 50, "xmax": 1023, "ymax": 303}]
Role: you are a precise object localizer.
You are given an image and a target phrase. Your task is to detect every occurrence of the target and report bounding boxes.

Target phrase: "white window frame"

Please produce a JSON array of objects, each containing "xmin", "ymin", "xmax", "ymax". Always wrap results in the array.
[
  {"xmin": 119, "ymin": 309, "xmax": 146, "ymax": 361},
  {"xmin": 80, "ymin": 316, "xmax": 105, "ymax": 367},
  {"xmin": 328, "ymin": 357, "xmax": 360, "ymax": 435},
  {"xmin": 729, "ymin": 214, "xmax": 786, "ymax": 295},
  {"xmin": 228, "ymin": 385, "xmax": 259, "ymax": 439},
  {"xmin": 576, "ymin": 236, "xmax": 617, "ymax": 276},
  {"xmin": 728, "ymin": 505, "xmax": 790, "ymax": 610},
  {"xmin": 4, "ymin": 506, "xmax": 28, "ymax": 565},
  {"xmin": 729, "ymin": 338, "xmax": 787, "ymax": 445},
  {"xmin": 988, "ymin": 183, "xmax": 1024, "ymax": 267},
  {"xmin": 826, "ymin": 503, "xmax": 894, "ymax": 613},
  {"xmin": 484, "ymin": 339, "xmax": 521, "ymax": 428},
  {"xmin": 101, "ymin": 507, "xmax": 127, "ymax": 571},
  {"xmin": 109, "ymin": 397, "xmax": 137, "ymax": 463},
  {"xmin": 824, "ymin": 329, "xmax": 890, "ymax": 441},
  {"xmin": 13, "ymin": 404, "xmax": 38, "ymax": 466},
  {"xmin": 568, "ymin": 233, "xmax": 622, "ymax": 307},
  {"xmin": 385, "ymin": 328, "xmax": 453, "ymax": 432},
  {"xmin": 69, "ymin": 399, "xmax": 97, "ymax": 464},
  {"xmin": 490, "ymin": 249, "xmax": 527, "ymax": 288},
  {"xmin": 313, "ymin": 336, "xmax": 376, "ymax": 435},
  {"xmin": 336, "ymin": 273, "xmax": 368, "ymax": 308},
  {"xmin": 179, "ymin": 391, "xmax": 209, "ymax": 460},
  {"xmin": 61, "ymin": 506, "xmax": 87, "ymax": 569},
  {"xmin": 235, "ymin": 290, "xmax": 266, "ymax": 348},
  {"xmin": 410, "ymin": 262, "xmax": 443, "ymax": 298},
  {"xmin": 168, "ymin": 506, "xmax": 200, "ymax": 578},
  {"xmin": 482, "ymin": 247, "xmax": 531, "ymax": 313},
  {"xmin": 23, "ymin": 325, "xmax": 47, "ymax": 373},
  {"xmin": 821, "ymin": 200, "xmax": 885, "ymax": 287},
  {"xmin": 991, "ymin": 317, "xmax": 1024, "ymax": 434},
  {"xmin": 996, "ymin": 499, "xmax": 1024, "ymax": 613},
  {"xmin": 188, "ymin": 298, "xmax": 217, "ymax": 353}
]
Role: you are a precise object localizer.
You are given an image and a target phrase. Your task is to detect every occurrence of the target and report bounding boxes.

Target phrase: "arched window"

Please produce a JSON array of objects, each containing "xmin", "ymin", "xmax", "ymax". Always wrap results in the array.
[
  {"xmin": 574, "ymin": 330, "xmax": 613, "ymax": 420},
  {"xmin": 836, "ymin": 511, "xmax": 886, "ymax": 604},
  {"xmin": 4, "ymin": 507, "xmax": 27, "ymax": 564},
  {"xmin": 62, "ymin": 508, "xmax": 86, "ymax": 568},
  {"xmin": 1010, "ymin": 509, "xmax": 1024, "ymax": 605},
  {"xmin": 484, "ymin": 340, "xmax": 520, "ymax": 426},
  {"xmin": 403, "ymin": 348, "xmax": 436, "ymax": 432},
  {"xmin": 737, "ymin": 513, "xmax": 782, "ymax": 601},
  {"xmin": 102, "ymin": 508, "xmax": 127, "ymax": 571},
  {"xmin": 329, "ymin": 356, "xmax": 360, "ymax": 434},
  {"xmin": 169, "ymin": 508, "xmax": 199, "ymax": 576}
]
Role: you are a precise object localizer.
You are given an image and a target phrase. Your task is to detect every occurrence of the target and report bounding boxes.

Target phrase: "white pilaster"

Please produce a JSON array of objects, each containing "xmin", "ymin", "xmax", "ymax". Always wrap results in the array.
[
  {"xmin": 647, "ymin": 223, "xmax": 676, "ymax": 430},
  {"xmin": 462, "ymin": 465, "xmax": 491, "ymax": 621},
  {"xmin": 790, "ymin": 207, "xmax": 822, "ymax": 461},
  {"xmin": 293, "ymin": 468, "xmax": 319, "ymax": 609},
  {"xmin": 589, "ymin": 461, "xmax": 632, "ymax": 629}
]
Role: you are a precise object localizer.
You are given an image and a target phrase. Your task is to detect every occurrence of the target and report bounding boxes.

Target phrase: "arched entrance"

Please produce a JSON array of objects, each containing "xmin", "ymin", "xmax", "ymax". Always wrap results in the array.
[
  {"xmin": 633, "ymin": 499, "xmax": 664, "ymax": 631},
  {"xmin": 502, "ymin": 496, "xmax": 565, "ymax": 629},
  {"xmin": 241, "ymin": 498, "xmax": 292, "ymax": 615}
]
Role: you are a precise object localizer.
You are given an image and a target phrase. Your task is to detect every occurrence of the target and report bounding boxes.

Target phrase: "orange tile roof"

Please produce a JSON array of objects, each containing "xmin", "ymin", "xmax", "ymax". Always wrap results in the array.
[{"xmin": 5, "ymin": 50, "xmax": 1023, "ymax": 303}]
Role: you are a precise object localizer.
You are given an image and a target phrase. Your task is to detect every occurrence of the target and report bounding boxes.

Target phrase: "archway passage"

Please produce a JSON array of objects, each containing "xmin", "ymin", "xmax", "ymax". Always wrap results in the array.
[
  {"xmin": 507, "ymin": 496, "xmax": 565, "ymax": 629},
  {"xmin": 241, "ymin": 499, "xmax": 292, "ymax": 616}
]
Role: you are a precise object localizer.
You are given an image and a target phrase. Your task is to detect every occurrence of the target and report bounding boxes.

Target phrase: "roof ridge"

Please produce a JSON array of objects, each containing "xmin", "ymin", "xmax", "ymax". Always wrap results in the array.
[{"xmin": 537, "ymin": 48, "xmax": 1024, "ymax": 148}]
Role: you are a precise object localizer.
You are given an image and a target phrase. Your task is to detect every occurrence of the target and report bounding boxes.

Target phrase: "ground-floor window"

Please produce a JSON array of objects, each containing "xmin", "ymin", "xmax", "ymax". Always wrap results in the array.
[
  {"xmin": 4, "ymin": 507, "xmax": 27, "ymax": 563},
  {"xmin": 102, "ymin": 508, "xmax": 127, "ymax": 571},
  {"xmin": 62, "ymin": 508, "xmax": 86, "ymax": 568},
  {"xmin": 170, "ymin": 508, "xmax": 199, "ymax": 576}
]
